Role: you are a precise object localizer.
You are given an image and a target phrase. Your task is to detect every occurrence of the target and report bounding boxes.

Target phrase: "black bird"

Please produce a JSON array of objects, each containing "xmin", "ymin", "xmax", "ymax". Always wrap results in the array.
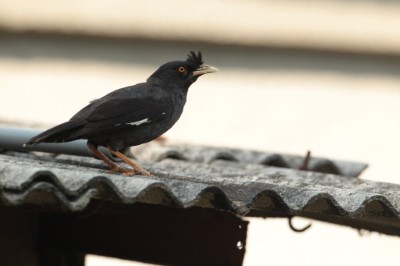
[{"xmin": 24, "ymin": 51, "xmax": 218, "ymax": 176}]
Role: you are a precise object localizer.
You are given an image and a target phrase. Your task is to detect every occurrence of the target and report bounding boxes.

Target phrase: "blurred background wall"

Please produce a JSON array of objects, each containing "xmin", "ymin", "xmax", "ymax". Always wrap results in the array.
[{"xmin": 0, "ymin": 0, "xmax": 399, "ymax": 265}]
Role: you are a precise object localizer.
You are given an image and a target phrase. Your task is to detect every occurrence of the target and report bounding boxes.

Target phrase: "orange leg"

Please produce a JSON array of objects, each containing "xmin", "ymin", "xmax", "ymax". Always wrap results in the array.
[
  {"xmin": 87, "ymin": 142, "xmax": 135, "ymax": 175},
  {"xmin": 108, "ymin": 147, "xmax": 152, "ymax": 176}
]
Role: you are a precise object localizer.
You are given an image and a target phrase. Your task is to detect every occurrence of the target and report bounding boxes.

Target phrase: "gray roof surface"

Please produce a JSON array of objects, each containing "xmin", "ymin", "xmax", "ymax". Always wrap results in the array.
[{"xmin": 0, "ymin": 144, "xmax": 399, "ymax": 236}]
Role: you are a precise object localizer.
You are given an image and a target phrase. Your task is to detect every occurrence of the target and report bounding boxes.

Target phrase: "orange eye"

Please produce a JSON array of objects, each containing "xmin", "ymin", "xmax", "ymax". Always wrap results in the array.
[{"xmin": 178, "ymin": 66, "xmax": 186, "ymax": 73}]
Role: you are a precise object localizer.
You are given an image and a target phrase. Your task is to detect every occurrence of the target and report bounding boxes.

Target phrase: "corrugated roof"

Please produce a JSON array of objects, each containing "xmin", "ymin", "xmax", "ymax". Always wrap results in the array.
[
  {"xmin": 135, "ymin": 144, "xmax": 368, "ymax": 177},
  {"xmin": 0, "ymin": 145, "xmax": 399, "ymax": 236}
]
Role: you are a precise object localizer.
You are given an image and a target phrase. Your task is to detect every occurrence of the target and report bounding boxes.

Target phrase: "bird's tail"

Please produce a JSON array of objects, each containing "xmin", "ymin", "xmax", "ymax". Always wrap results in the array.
[{"xmin": 24, "ymin": 120, "xmax": 85, "ymax": 147}]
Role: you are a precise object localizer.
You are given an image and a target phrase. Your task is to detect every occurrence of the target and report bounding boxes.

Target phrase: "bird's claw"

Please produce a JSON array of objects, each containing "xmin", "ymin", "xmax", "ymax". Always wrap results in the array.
[
  {"xmin": 128, "ymin": 168, "xmax": 152, "ymax": 177},
  {"xmin": 107, "ymin": 166, "xmax": 152, "ymax": 176},
  {"xmin": 122, "ymin": 170, "xmax": 140, "ymax": 176},
  {"xmin": 107, "ymin": 166, "xmax": 133, "ymax": 175}
]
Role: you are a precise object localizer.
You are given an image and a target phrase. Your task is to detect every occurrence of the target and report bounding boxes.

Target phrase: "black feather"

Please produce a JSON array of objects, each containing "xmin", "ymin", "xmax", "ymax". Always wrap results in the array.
[
  {"xmin": 186, "ymin": 51, "xmax": 203, "ymax": 67},
  {"xmin": 24, "ymin": 120, "xmax": 85, "ymax": 147}
]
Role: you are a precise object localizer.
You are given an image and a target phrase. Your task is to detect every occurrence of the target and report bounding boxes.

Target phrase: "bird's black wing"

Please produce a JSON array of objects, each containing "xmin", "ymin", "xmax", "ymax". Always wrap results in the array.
[{"xmin": 70, "ymin": 84, "xmax": 171, "ymax": 135}]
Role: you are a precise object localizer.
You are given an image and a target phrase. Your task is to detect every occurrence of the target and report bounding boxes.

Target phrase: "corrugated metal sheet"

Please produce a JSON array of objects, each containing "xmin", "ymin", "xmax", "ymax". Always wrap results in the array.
[
  {"xmin": 0, "ymin": 145, "xmax": 399, "ymax": 236},
  {"xmin": 136, "ymin": 144, "xmax": 368, "ymax": 177}
]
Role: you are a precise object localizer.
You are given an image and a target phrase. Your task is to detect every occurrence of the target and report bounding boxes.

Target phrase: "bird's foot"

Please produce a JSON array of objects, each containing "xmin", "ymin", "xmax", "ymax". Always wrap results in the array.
[
  {"xmin": 107, "ymin": 165, "xmax": 152, "ymax": 176},
  {"xmin": 106, "ymin": 147, "xmax": 152, "ymax": 176},
  {"xmin": 107, "ymin": 165, "xmax": 134, "ymax": 175},
  {"xmin": 121, "ymin": 169, "xmax": 140, "ymax": 176},
  {"xmin": 126, "ymin": 167, "xmax": 152, "ymax": 177}
]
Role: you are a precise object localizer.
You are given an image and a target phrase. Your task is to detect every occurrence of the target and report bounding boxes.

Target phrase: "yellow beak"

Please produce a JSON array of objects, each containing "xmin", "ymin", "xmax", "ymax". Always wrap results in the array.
[{"xmin": 193, "ymin": 65, "xmax": 219, "ymax": 76}]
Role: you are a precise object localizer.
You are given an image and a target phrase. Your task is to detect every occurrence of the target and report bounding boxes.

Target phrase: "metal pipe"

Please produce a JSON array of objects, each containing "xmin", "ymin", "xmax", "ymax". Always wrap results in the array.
[
  {"xmin": 0, "ymin": 126, "xmax": 127, "ymax": 160},
  {"xmin": 0, "ymin": 126, "xmax": 90, "ymax": 156}
]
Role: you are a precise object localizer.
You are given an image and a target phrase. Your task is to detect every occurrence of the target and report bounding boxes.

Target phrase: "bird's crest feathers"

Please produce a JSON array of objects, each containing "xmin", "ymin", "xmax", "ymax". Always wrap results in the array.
[{"xmin": 186, "ymin": 51, "xmax": 203, "ymax": 67}]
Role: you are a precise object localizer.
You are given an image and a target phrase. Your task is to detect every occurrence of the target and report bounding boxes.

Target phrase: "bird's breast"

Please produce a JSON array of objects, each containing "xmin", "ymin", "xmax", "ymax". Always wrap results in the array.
[{"xmin": 170, "ymin": 92, "xmax": 187, "ymax": 120}]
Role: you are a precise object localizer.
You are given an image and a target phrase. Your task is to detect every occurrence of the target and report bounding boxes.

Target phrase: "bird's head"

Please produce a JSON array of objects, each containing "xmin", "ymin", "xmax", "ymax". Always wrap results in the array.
[{"xmin": 148, "ymin": 51, "xmax": 218, "ymax": 89}]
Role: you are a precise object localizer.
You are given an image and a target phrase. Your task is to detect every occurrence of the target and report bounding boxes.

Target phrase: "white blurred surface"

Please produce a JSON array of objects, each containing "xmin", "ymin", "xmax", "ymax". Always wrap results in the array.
[
  {"xmin": 86, "ymin": 255, "xmax": 156, "ymax": 266},
  {"xmin": 2, "ymin": 0, "xmax": 400, "ymax": 53}
]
